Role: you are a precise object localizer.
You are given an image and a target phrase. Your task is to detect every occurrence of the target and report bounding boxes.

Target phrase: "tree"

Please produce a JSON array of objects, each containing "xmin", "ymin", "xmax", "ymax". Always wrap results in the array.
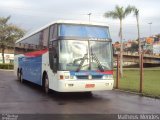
[
  {"xmin": 0, "ymin": 16, "xmax": 25, "ymax": 63},
  {"xmin": 104, "ymin": 5, "xmax": 135, "ymax": 77},
  {"xmin": 132, "ymin": 7, "xmax": 141, "ymax": 67},
  {"xmin": 131, "ymin": 41, "xmax": 138, "ymax": 53},
  {"xmin": 156, "ymin": 34, "xmax": 160, "ymax": 39}
]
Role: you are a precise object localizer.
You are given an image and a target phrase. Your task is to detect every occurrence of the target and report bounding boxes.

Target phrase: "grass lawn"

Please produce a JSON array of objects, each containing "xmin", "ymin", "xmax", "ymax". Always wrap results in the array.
[{"xmin": 114, "ymin": 68, "xmax": 160, "ymax": 98}]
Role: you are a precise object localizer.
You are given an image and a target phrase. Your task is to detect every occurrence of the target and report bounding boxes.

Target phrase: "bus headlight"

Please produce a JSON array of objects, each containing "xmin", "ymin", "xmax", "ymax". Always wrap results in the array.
[
  {"xmin": 65, "ymin": 75, "xmax": 70, "ymax": 79},
  {"xmin": 64, "ymin": 73, "xmax": 70, "ymax": 79},
  {"xmin": 108, "ymin": 75, "xmax": 113, "ymax": 79},
  {"xmin": 70, "ymin": 75, "xmax": 74, "ymax": 79}
]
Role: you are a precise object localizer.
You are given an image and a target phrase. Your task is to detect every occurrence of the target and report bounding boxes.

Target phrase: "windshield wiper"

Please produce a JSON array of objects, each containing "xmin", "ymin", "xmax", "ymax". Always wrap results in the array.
[
  {"xmin": 76, "ymin": 53, "xmax": 88, "ymax": 72},
  {"xmin": 91, "ymin": 47, "xmax": 104, "ymax": 72}
]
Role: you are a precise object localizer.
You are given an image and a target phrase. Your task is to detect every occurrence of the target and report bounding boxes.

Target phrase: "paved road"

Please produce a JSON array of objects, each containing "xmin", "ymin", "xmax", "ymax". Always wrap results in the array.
[{"xmin": 0, "ymin": 70, "xmax": 160, "ymax": 114}]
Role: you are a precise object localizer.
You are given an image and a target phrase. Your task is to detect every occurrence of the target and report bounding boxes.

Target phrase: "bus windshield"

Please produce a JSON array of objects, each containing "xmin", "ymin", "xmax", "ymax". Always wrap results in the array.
[{"xmin": 59, "ymin": 40, "xmax": 112, "ymax": 71}]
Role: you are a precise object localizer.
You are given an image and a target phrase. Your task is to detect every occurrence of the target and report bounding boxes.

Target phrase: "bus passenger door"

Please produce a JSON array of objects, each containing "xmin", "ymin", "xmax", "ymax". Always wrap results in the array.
[
  {"xmin": 49, "ymin": 24, "xmax": 58, "ymax": 73},
  {"xmin": 49, "ymin": 41, "xmax": 58, "ymax": 73}
]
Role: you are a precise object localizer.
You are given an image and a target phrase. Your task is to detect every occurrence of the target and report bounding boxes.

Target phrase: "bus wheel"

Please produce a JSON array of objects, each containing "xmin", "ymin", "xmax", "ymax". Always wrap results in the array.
[
  {"xmin": 20, "ymin": 70, "xmax": 23, "ymax": 83},
  {"xmin": 17, "ymin": 69, "xmax": 20, "ymax": 81},
  {"xmin": 44, "ymin": 74, "xmax": 49, "ymax": 94},
  {"xmin": 84, "ymin": 92, "xmax": 92, "ymax": 97}
]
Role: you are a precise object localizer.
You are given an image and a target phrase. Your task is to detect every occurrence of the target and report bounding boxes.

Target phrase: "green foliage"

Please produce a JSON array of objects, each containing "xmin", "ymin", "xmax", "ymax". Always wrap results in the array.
[
  {"xmin": 0, "ymin": 64, "xmax": 14, "ymax": 69},
  {"xmin": 130, "ymin": 42, "xmax": 138, "ymax": 52},
  {"xmin": 104, "ymin": 5, "xmax": 135, "ymax": 20},
  {"xmin": 155, "ymin": 34, "xmax": 160, "ymax": 38},
  {"xmin": 104, "ymin": 5, "xmax": 136, "ymax": 38},
  {"xmin": 0, "ymin": 16, "xmax": 25, "ymax": 63},
  {"xmin": 0, "ymin": 16, "xmax": 25, "ymax": 47},
  {"xmin": 104, "ymin": 5, "xmax": 135, "ymax": 77},
  {"xmin": 124, "ymin": 41, "xmax": 139, "ymax": 53}
]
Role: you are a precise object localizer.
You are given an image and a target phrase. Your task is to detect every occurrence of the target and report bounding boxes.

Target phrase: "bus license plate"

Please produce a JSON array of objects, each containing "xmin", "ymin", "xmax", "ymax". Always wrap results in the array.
[{"xmin": 85, "ymin": 84, "xmax": 95, "ymax": 88}]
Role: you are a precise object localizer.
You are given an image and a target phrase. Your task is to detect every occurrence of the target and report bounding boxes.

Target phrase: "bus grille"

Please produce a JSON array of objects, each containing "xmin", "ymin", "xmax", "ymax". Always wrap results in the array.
[
  {"xmin": 92, "ymin": 75, "xmax": 103, "ymax": 79},
  {"xmin": 76, "ymin": 75, "xmax": 88, "ymax": 79},
  {"xmin": 76, "ymin": 75, "xmax": 103, "ymax": 79}
]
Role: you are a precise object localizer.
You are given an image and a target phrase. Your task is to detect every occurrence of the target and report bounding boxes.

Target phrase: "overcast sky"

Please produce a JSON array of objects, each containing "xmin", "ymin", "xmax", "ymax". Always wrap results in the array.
[{"xmin": 0, "ymin": 0, "xmax": 160, "ymax": 42}]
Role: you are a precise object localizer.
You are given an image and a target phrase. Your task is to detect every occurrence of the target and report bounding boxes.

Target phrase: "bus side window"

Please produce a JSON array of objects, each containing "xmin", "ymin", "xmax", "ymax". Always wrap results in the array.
[{"xmin": 49, "ymin": 24, "xmax": 58, "ymax": 41}]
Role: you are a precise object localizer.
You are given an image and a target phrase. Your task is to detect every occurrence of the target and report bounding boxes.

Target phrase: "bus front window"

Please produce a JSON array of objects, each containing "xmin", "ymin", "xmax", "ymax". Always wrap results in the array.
[
  {"xmin": 59, "ymin": 40, "xmax": 89, "ymax": 71},
  {"xmin": 89, "ymin": 41, "xmax": 112, "ymax": 71},
  {"xmin": 59, "ymin": 40, "xmax": 112, "ymax": 71}
]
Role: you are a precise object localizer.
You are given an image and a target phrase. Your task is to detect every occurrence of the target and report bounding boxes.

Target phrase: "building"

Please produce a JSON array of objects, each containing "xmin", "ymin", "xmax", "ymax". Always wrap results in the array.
[
  {"xmin": 0, "ymin": 48, "xmax": 14, "ymax": 63},
  {"xmin": 113, "ymin": 33, "xmax": 160, "ymax": 56}
]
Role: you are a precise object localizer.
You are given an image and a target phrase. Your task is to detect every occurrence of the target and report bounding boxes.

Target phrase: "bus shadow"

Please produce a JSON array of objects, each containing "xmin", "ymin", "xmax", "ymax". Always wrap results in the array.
[
  {"xmin": 17, "ymin": 79, "xmax": 94, "ymax": 100},
  {"xmin": 48, "ymin": 91, "xmax": 96, "ymax": 105},
  {"xmin": 16, "ymin": 79, "xmax": 44, "ymax": 93},
  {"xmin": 49, "ymin": 90, "xmax": 93, "ymax": 100}
]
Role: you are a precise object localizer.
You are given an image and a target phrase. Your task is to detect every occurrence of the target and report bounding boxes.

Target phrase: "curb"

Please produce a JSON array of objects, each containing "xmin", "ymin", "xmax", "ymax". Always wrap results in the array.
[
  {"xmin": 113, "ymin": 89, "xmax": 160, "ymax": 99},
  {"xmin": 0, "ymin": 69, "xmax": 14, "ymax": 72},
  {"xmin": 113, "ymin": 88, "xmax": 142, "ymax": 95}
]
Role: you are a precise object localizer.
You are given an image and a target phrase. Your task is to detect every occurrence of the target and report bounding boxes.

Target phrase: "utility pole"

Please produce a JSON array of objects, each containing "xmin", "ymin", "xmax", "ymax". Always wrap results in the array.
[
  {"xmin": 116, "ymin": 54, "xmax": 120, "ymax": 89},
  {"xmin": 148, "ymin": 22, "xmax": 152, "ymax": 36},
  {"xmin": 140, "ymin": 52, "xmax": 143, "ymax": 93},
  {"xmin": 88, "ymin": 13, "xmax": 92, "ymax": 22}
]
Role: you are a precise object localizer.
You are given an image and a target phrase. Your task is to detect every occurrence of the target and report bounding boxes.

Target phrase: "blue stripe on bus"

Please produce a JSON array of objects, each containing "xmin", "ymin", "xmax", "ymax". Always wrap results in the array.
[
  {"xmin": 70, "ymin": 71, "xmax": 105, "ymax": 76},
  {"xmin": 18, "ymin": 56, "xmax": 42, "ymax": 85},
  {"xmin": 70, "ymin": 70, "xmax": 113, "ymax": 76}
]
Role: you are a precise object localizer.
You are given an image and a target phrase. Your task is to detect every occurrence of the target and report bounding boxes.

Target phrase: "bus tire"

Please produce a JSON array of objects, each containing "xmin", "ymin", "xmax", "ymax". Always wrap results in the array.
[
  {"xmin": 17, "ymin": 69, "xmax": 20, "ymax": 81},
  {"xmin": 19, "ymin": 70, "xmax": 24, "ymax": 83},
  {"xmin": 43, "ymin": 73, "xmax": 49, "ymax": 94},
  {"xmin": 84, "ymin": 92, "xmax": 92, "ymax": 97}
]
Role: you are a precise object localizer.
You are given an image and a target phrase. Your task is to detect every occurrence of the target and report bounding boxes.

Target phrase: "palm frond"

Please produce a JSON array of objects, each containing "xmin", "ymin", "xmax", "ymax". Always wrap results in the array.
[
  {"xmin": 115, "ymin": 5, "xmax": 123, "ymax": 19},
  {"xmin": 0, "ymin": 16, "xmax": 11, "ymax": 25},
  {"xmin": 104, "ymin": 11, "xmax": 119, "ymax": 19},
  {"xmin": 134, "ymin": 8, "xmax": 139, "ymax": 16},
  {"xmin": 123, "ymin": 5, "xmax": 136, "ymax": 18}
]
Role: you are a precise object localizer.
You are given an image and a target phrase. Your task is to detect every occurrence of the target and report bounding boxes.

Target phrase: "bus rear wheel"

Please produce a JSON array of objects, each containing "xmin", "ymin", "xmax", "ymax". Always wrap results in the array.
[
  {"xmin": 44, "ymin": 74, "xmax": 49, "ymax": 94},
  {"xmin": 17, "ymin": 69, "xmax": 20, "ymax": 81},
  {"xmin": 19, "ymin": 70, "xmax": 24, "ymax": 83}
]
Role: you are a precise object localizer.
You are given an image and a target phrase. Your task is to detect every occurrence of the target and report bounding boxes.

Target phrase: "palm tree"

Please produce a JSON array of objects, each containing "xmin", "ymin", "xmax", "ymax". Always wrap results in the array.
[
  {"xmin": 133, "ymin": 8, "xmax": 141, "ymax": 66},
  {"xmin": 104, "ymin": 5, "xmax": 135, "ymax": 77},
  {"xmin": 132, "ymin": 7, "xmax": 143, "ymax": 92}
]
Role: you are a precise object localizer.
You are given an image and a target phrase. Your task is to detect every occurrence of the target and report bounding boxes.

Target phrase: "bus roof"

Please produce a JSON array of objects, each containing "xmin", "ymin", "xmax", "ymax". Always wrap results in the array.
[{"xmin": 16, "ymin": 20, "xmax": 109, "ymax": 43}]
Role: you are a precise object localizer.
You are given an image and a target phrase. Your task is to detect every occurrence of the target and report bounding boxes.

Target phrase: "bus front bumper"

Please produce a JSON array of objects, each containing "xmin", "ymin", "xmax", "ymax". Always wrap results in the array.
[{"xmin": 56, "ymin": 79, "xmax": 114, "ymax": 92}]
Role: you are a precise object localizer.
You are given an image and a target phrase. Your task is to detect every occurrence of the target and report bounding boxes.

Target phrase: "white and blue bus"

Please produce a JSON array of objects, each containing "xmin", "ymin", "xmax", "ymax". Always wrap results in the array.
[{"xmin": 14, "ymin": 20, "xmax": 114, "ymax": 93}]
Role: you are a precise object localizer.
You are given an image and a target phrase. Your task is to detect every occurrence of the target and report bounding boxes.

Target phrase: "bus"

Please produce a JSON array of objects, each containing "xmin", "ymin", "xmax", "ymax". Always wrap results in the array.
[{"xmin": 14, "ymin": 20, "xmax": 114, "ymax": 93}]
